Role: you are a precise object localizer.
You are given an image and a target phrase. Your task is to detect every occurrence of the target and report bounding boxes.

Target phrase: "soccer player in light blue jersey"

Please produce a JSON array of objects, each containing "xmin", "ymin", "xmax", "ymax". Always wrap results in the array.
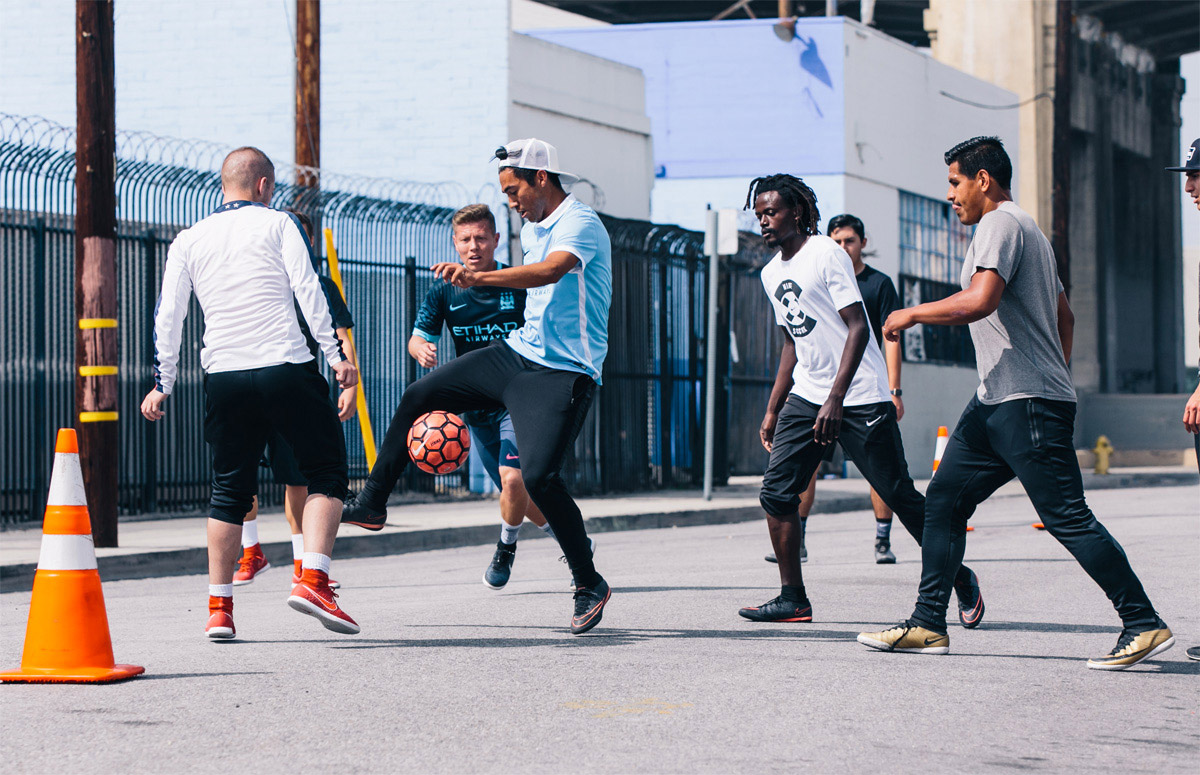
[{"xmin": 342, "ymin": 139, "xmax": 614, "ymax": 635}]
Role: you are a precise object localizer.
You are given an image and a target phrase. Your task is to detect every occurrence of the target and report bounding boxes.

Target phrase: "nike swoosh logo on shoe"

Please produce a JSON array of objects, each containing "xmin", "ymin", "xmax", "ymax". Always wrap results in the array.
[
  {"xmin": 923, "ymin": 636, "xmax": 944, "ymax": 646},
  {"xmin": 304, "ymin": 586, "xmax": 340, "ymax": 612}
]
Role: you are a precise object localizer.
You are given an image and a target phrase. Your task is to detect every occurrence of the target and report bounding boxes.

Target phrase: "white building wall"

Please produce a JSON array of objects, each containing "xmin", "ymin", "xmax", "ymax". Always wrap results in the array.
[
  {"xmin": 650, "ymin": 175, "xmax": 846, "ymax": 234},
  {"xmin": 508, "ymin": 34, "xmax": 652, "ymax": 220},
  {"xmin": 1, "ymin": 0, "xmax": 512, "ymax": 197},
  {"xmin": 841, "ymin": 20, "xmax": 1021, "ymax": 203}
]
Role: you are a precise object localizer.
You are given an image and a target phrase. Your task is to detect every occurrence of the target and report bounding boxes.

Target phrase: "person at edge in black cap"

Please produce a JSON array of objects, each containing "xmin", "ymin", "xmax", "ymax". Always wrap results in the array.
[{"xmin": 1167, "ymin": 137, "xmax": 1200, "ymax": 662}]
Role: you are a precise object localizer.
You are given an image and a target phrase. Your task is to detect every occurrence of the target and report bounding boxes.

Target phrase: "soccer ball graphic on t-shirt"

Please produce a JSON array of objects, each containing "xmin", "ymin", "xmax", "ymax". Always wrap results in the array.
[{"xmin": 773, "ymin": 280, "xmax": 817, "ymax": 337}]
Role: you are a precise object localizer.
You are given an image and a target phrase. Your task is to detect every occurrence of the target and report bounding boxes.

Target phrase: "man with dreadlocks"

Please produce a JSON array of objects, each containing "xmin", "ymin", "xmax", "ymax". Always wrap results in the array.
[{"xmin": 739, "ymin": 173, "xmax": 984, "ymax": 625}]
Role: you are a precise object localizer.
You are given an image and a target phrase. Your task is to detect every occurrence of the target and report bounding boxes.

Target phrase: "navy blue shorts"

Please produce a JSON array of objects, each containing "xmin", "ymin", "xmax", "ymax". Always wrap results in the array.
[{"xmin": 469, "ymin": 412, "xmax": 519, "ymax": 490}]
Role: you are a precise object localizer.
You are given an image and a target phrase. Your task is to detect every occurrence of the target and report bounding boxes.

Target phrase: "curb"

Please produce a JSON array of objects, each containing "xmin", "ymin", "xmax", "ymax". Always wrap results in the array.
[{"xmin": 0, "ymin": 493, "xmax": 873, "ymax": 594}]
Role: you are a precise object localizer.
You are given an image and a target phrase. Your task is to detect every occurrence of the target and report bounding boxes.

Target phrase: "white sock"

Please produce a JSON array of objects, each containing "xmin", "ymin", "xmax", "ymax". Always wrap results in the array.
[
  {"xmin": 537, "ymin": 522, "xmax": 556, "ymax": 539},
  {"xmin": 302, "ymin": 552, "xmax": 331, "ymax": 574},
  {"xmin": 241, "ymin": 520, "xmax": 259, "ymax": 548},
  {"xmin": 500, "ymin": 523, "xmax": 521, "ymax": 545},
  {"xmin": 209, "ymin": 583, "xmax": 233, "ymax": 598},
  {"xmin": 291, "ymin": 533, "xmax": 305, "ymax": 561}
]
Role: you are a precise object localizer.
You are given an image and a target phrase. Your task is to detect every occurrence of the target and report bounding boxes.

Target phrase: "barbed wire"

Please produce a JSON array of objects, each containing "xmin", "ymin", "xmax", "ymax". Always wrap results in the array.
[{"xmin": 0, "ymin": 112, "xmax": 477, "ymax": 210}]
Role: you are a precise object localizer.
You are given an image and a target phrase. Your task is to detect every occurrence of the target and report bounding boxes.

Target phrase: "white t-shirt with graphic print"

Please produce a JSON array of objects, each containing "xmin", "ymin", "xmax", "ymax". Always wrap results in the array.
[{"xmin": 759, "ymin": 234, "xmax": 890, "ymax": 408}]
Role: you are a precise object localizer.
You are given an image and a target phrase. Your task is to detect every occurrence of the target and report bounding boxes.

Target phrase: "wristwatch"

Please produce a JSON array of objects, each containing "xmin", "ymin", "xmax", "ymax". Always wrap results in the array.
[{"xmin": 890, "ymin": 388, "xmax": 903, "ymax": 397}]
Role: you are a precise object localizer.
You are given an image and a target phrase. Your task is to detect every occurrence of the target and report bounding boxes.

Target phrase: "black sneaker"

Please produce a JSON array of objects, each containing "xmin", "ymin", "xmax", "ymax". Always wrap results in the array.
[
  {"xmin": 738, "ymin": 595, "xmax": 813, "ymax": 622},
  {"xmin": 341, "ymin": 495, "xmax": 387, "ymax": 531},
  {"xmin": 571, "ymin": 577, "xmax": 611, "ymax": 635},
  {"xmin": 763, "ymin": 543, "xmax": 806, "ymax": 564},
  {"xmin": 1186, "ymin": 645, "xmax": 1200, "ymax": 661},
  {"xmin": 483, "ymin": 541, "xmax": 516, "ymax": 589},
  {"xmin": 874, "ymin": 538, "xmax": 896, "ymax": 564},
  {"xmin": 954, "ymin": 567, "xmax": 985, "ymax": 629}
]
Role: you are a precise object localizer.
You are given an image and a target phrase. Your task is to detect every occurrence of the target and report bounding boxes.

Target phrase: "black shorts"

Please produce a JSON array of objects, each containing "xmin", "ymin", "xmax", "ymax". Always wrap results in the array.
[
  {"xmin": 470, "ymin": 412, "xmax": 520, "ymax": 489},
  {"xmin": 759, "ymin": 394, "xmax": 924, "ymax": 538},
  {"xmin": 204, "ymin": 361, "xmax": 347, "ymax": 524},
  {"xmin": 261, "ymin": 431, "xmax": 307, "ymax": 487}
]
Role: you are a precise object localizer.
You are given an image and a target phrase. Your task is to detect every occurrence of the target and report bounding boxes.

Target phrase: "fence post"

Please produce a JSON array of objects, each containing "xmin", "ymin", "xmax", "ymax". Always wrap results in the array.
[
  {"xmin": 687, "ymin": 257, "xmax": 702, "ymax": 486},
  {"xmin": 32, "ymin": 217, "xmax": 48, "ymax": 524},
  {"xmin": 142, "ymin": 229, "xmax": 158, "ymax": 513},
  {"xmin": 657, "ymin": 259, "xmax": 673, "ymax": 486},
  {"xmin": 715, "ymin": 262, "xmax": 732, "ymax": 487},
  {"xmin": 402, "ymin": 255, "xmax": 418, "ymax": 493}
]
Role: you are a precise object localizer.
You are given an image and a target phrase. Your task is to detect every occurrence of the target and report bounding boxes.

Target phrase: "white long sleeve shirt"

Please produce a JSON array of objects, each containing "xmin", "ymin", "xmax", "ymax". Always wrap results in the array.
[{"xmin": 152, "ymin": 201, "xmax": 344, "ymax": 395}]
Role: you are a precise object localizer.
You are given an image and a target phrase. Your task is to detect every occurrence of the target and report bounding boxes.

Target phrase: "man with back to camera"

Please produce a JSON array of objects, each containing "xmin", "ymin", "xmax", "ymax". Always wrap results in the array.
[
  {"xmin": 341, "ymin": 139, "xmax": 613, "ymax": 634},
  {"xmin": 235, "ymin": 210, "xmax": 358, "ymax": 591},
  {"xmin": 1166, "ymin": 137, "xmax": 1199, "ymax": 662},
  {"xmin": 764, "ymin": 212, "xmax": 906, "ymax": 565},
  {"xmin": 740, "ymin": 173, "xmax": 982, "ymax": 625},
  {"xmin": 141, "ymin": 147, "xmax": 360, "ymax": 639},
  {"xmin": 859, "ymin": 136, "xmax": 1173, "ymax": 670}
]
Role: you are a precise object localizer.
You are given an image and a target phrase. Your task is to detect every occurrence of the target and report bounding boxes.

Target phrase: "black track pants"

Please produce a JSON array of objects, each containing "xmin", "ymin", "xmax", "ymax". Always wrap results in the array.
[
  {"xmin": 909, "ymin": 396, "xmax": 1159, "ymax": 632},
  {"xmin": 362, "ymin": 341, "xmax": 599, "ymax": 585}
]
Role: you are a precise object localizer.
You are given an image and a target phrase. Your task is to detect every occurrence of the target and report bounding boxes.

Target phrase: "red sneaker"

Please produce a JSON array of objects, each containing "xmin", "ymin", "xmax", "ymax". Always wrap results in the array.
[
  {"xmin": 206, "ymin": 596, "xmax": 235, "ymax": 639},
  {"xmin": 288, "ymin": 569, "xmax": 359, "ymax": 634},
  {"xmin": 293, "ymin": 559, "xmax": 340, "ymax": 589},
  {"xmin": 232, "ymin": 545, "xmax": 270, "ymax": 586}
]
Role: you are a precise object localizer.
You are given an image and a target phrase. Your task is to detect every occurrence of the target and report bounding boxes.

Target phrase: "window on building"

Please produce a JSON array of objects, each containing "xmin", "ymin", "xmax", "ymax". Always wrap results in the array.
[{"xmin": 898, "ymin": 191, "xmax": 976, "ymax": 367}]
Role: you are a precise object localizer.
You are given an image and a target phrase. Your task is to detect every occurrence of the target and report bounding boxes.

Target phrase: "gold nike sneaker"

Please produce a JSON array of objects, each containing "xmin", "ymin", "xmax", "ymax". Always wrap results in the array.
[
  {"xmin": 857, "ymin": 623, "xmax": 949, "ymax": 654},
  {"xmin": 1087, "ymin": 625, "xmax": 1174, "ymax": 671}
]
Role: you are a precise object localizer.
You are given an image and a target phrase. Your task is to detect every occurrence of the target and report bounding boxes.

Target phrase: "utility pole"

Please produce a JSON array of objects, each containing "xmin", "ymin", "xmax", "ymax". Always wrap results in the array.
[
  {"xmin": 75, "ymin": 0, "xmax": 118, "ymax": 547},
  {"xmin": 1051, "ymin": 0, "xmax": 1073, "ymax": 297},
  {"xmin": 296, "ymin": 0, "xmax": 320, "ymax": 189}
]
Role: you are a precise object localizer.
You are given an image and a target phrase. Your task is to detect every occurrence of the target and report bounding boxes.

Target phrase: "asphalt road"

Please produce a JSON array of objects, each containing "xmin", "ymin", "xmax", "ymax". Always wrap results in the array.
[{"xmin": 2, "ymin": 485, "xmax": 1197, "ymax": 773}]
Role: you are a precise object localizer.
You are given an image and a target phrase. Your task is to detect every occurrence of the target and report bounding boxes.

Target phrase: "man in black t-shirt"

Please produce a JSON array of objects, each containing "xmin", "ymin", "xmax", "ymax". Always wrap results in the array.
[
  {"xmin": 397, "ymin": 204, "xmax": 561, "ymax": 590},
  {"xmin": 235, "ymin": 210, "xmax": 360, "ymax": 589},
  {"xmin": 764, "ymin": 213, "xmax": 906, "ymax": 566}
]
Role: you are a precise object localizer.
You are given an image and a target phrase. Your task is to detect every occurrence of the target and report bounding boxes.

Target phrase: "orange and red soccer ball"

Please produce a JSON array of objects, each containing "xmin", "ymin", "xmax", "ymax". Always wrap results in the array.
[{"xmin": 407, "ymin": 411, "xmax": 471, "ymax": 475}]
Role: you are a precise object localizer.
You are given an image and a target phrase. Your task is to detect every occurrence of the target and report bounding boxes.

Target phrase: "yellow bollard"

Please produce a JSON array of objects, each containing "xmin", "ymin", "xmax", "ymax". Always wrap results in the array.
[
  {"xmin": 1093, "ymin": 435, "xmax": 1113, "ymax": 475},
  {"xmin": 324, "ymin": 228, "xmax": 378, "ymax": 469}
]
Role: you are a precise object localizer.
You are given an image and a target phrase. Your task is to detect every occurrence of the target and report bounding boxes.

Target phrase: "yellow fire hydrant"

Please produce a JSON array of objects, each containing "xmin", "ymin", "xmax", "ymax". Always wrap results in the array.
[{"xmin": 1093, "ymin": 435, "xmax": 1113, "ymax": 475}]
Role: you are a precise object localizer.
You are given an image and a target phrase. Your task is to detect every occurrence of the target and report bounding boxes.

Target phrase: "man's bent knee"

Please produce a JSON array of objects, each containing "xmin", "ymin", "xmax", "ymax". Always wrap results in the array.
[
  {"xmin": 760, "ymin": 490, "xmax": 799, "ymax": 517},
  {"xmin": 499, "ymin": 466, "xmax": 526, "ymax": 495},
  {"xmin": 209, "ymin": 503, "xmax": 251, "ymax": 525}
]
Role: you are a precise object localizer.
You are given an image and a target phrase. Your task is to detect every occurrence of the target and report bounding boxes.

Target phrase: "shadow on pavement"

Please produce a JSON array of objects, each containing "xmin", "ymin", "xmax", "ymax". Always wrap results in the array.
[
  {"xmin": 966, "ymin": 620, "xmax": 1123, "ymax": 634},
  {"xmin": 502, "ymin": 585, "xmax": 769, "ymax": 596},
  {"xmin": 252, "ymin": 625, "xmax": 861, "ymax": 650},
  {"xmin": 134, "ymin": 671, "xmax": 274, "ymax": 681}
]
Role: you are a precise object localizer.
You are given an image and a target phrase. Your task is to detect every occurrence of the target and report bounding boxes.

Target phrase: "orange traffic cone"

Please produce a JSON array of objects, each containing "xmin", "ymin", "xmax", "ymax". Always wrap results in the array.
[
  {"xmin": 932, "ymin": 426, "xmax": 949, "ymax": 473},
  {"xmin": 932, "ymin": 426, "xmax": 974, "ymax": 531},
  {"xmin": 0, "ymin": 429, "xmax": 144, "ymax": 684}
]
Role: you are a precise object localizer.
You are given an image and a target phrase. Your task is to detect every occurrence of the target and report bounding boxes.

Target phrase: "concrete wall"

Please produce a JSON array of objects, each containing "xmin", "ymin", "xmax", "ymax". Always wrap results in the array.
[
  {"xmin": 508, "ymin": 34, "xmax": 652, "ymax": 219},
  {"xmin": 895, "ymin": 362, "xmax": 982, "ymax": 474},
  {"xmin": 649, "ymin": 174, "xmax": 845, "ymax": 234},
  {"xmin": 924, "ymin": 0, "xmax": 1055, "ymax": 233},
  {"xmin": 1075, "ymin": 393, "xmax": 1196, "ymax": 452},
  {"xmin": 841, "ymin": 20, "xmax": 1021, "ymax": 203}
]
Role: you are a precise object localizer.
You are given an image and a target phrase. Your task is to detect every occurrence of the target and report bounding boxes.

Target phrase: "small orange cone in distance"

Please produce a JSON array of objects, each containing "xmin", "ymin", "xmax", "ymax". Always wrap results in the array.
[
  {"xmin": 0, "ymin": 429, "xmax": 144, "ymax": 684},
  {"xmin": 931, "ymin": 426, "xmax": 973, "ymax": 531}
]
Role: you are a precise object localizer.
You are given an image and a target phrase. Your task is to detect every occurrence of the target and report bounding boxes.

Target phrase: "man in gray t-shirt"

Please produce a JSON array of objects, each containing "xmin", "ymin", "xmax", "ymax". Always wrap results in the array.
[
  {"xmin": 962, "ymin": 200, "xmax": 1075, "ymax": 405},
  {"xmin": 857, "ymin": 136, "xmax": 1172, "ymax": 671}
]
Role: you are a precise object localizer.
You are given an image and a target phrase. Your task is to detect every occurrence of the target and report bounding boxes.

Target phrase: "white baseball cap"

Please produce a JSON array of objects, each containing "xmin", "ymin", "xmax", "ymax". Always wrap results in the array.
[{"xmin": 492, "ymin": 138, "xmax": 580, "ymax": 185}]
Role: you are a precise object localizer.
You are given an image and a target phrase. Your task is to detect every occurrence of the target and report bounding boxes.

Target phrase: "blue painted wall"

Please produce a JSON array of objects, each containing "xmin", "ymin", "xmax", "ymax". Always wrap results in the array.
[{"xmin": 529, "ymin": 18, "xmax": 846, "ymax": 180}]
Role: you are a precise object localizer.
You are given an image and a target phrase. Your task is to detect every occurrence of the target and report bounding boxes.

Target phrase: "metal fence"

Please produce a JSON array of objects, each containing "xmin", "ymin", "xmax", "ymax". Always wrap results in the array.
[{"xmin": 1, "ymin": 115, "xmax": 779, "ymax": 526}]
